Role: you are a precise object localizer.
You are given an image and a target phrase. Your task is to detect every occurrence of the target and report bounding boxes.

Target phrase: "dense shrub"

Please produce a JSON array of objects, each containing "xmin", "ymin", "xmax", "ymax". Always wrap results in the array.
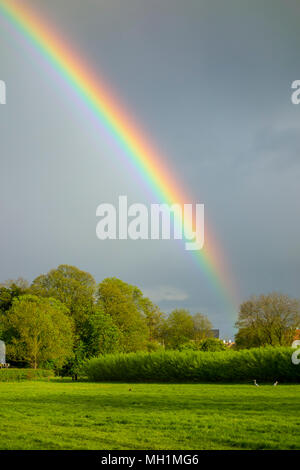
[
  {"xmin": 84, "ymin": 347, "xmax": 300, "ymax": 383},
  {"xmin": 179, "ymin": 338, "xmax": 227, "ymax": 352},
  {"xmin": 198, "ymin": 337, "xmax": 227, "ymax": 351},
  {"xmin": 0, "ymin": 368, "xmax": 54, "ymax": 382}
]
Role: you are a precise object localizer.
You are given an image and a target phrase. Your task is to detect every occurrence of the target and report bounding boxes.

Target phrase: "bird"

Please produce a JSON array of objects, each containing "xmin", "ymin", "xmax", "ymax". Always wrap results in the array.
[
  {"xmin": 273, "ymin": 381, "xmax": 278, "ymax": 386},
  {"xmin": 253, "ymin": 379, "xmax": 259, "ymax": 387}
]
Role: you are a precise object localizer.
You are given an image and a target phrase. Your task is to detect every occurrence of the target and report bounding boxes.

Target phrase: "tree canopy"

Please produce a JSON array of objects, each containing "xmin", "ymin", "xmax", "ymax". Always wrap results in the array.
[
  {"xmin": 31, "ymin": 265, "xmax": 96, "ymax": 329},
  {"xmin": 2, "ymin": 295, "xmax": 74, "ymax": 368},
  {"xmin": 97, "ymin": 278, "xmax": 150, "ymax": 352},
  {"xmin": 235, "ymin": 292, "xmax": 300, "ymax": 348},
  {"xmin": 0, "ymin": 265, "xmax": 220, "ymax": 370},
  {"xmin": 0, "ymin": 278, "xmax": 29, "ymax": 314},
  {"xmin": 161, "ymin": 309, "xmax": 213, "ymax": 349}
]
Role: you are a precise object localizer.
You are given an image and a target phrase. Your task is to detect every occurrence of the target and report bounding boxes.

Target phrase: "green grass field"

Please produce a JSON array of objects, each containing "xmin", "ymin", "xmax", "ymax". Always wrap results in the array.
[{"xmin": 0, "ymin": 380, "xmax": 299, "ymax": 450}]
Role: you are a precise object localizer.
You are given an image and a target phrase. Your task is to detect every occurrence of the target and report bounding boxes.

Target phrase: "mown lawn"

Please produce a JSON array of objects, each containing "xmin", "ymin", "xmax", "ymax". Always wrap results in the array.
[{"xmin": 0, "ymin": 381, "xmax": 299, "ymax": 450}]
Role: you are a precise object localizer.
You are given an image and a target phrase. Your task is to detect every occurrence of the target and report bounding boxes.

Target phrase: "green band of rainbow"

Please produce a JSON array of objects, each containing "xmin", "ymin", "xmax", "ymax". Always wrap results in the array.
[{"xmin": 0, "ymin": 0, "xmax": 239, "ymax": 317}]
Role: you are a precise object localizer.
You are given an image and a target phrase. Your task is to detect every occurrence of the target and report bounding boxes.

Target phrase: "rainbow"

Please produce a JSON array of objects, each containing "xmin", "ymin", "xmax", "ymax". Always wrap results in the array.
[{"xmin": 0, "ymin": 0, "xmax": 239, "ymax": 316}]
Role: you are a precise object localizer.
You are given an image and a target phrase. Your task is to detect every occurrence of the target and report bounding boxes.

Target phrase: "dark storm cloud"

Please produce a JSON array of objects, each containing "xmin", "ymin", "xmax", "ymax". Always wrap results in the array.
[{"xmin": 1, "ymin": 0, "xmax": 300, "ymax": 337}]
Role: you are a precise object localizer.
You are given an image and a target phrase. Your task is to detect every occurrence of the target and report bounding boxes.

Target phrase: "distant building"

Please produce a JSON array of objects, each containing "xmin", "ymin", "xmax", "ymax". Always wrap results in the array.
[{"xmin": 210, "ymin": 329, "xmax": 219, "ymax": 339}]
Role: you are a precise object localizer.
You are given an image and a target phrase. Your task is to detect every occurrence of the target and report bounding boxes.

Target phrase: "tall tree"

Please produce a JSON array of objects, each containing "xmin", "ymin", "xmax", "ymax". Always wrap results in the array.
[
  {"xmin": 163, "ymin": 309, "xmax": 195, "ymax": 349},
  {"xmin": 138, "ymin": 297, "xmax": 165, "ymax": 342},
  {"xmin": 235, "ymin": 293, "xmax": 300, "ymax": 348},
  {"xmin": 97, "ymin": 278, "xmax": 149, "ymax": 352},
  {"xmin": 162, "ymin": 310, "xmax": 213, "ymax": 349},
  {"xmin": 81, "ymin": 307, "xmax": 120, "ymax": 356},
  {"xmin": 31, "ymin": 265, "xmax": 96, "ymax": 329},
  {"xmin": 193, "ymin": 313, "xmax": 213, "ymax": 340},
  {"xmin": 1, "ymin": 295, "xmax": 74, "ymax": 368}
]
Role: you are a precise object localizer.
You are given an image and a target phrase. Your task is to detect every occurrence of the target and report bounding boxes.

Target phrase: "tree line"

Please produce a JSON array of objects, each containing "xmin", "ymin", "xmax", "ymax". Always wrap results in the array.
[
  {"xmin": 0, "ymin": 265, "xmax": 220, "ymax": 372},
  {"xmin": 0, "ymin": 264, "xmax": 299, "ymax": 373}
]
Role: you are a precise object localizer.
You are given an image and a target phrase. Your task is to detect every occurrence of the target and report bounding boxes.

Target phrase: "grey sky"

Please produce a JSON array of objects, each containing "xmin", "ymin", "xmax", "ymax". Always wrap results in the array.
[{"xmin": 1, "ymin": 0, "xmax": 300, "ymax": 337}]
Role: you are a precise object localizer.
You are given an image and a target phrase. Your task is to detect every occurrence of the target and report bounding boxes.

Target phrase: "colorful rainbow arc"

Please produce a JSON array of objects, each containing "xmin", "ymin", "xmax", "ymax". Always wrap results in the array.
[{"xmin": 0, "ymin": 0, "xmax": 239, "ymax": 317}]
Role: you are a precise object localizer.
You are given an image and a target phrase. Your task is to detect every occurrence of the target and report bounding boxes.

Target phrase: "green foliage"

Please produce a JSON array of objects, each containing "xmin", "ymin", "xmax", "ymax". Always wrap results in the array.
[
  {"xmin": 179, "ymin": 337, "xmax": 226, "ymax": 352},
  {"xmin": 198, "ymin": 337, "xmax": 227, "ymax": 351},
  {"xmin": 1, "ymin": 295, "xmax": 74, "ymax": 368},
  {"xmin": 236, "ymin": 293, "xmax": 300, "ymax": 348},
  {"xmin": 162, "ymin": 309, "xmax": 213, "ymax": 349},
  {"xmin": 85, "ymin": 347, "xmax": 300, "ymax": 383},
  {"xmin": 97, "ymin": 277, "xmax": 149, "ymax": 352},
  {"xmin": 138, "ymin": 297, "xmax": 165, "ymax": 342},
  {"xmin": 61, "ymin": 312, "xmax": 121, "ymax": 378},
  {"xmin": 31, "ymin": 265, "xmax": 96, "ymax": 330},
  {"xmin": 162, "ymin": 309, "xmax": 195, "ymax": 349},
  {"xmin": 146, "ymin": 340, "xmax": 165, "ymax": 352},
  {"xmin": 0, "ymin": 288, "xmax": 12, "ymax": 314},
  {"xmin": 0, "ymin": 368, "xmax": 54, "ymax": 382},
  {"xmin": 193, "ymin": 313, "xmax": 213, "ymax": 340},
  {"xmin": 81, "ymin": 308, "xmax": 120, "ymax": 356},
  {"xmin": 178, "ymin": 341, "xmax": 199, "ymax": 351},
  {"xmin": 59, "ymin": 341, "xmax": 87, "ymax": 379},
  {"xmin": 0, "ymin": 279, "xmax": 30, "ymax": 337}
]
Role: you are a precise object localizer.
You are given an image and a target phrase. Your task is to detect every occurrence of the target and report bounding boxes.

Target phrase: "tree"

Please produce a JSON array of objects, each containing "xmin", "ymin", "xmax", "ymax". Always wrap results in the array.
[
  {"xmin": 138, "ymin": 297, "xmax": 165, "ymax": 343},
  {"xmin": 1, "ymin": 295, "xmax": 74, "ymax": 368},
  {"xmin": 81, "ymin": 308, "xmax": 120, "ymax": 356},
  {"xmin": 31, "ymin": 265, "xmax": 96, "ymax": 329},
  {"xmin": 235, "ymin": 293, "xmax": 300, "ymax": 349},
  {"xmin": 193, "ymin": 313, "xmax": 213, "ymax": 340},
  {"xmin": 0, "ymin": 278, "xmax": 29, "ymax": 290},
  {"xmin": 162, "ymin": 310, "xmax": 214, "ymax": 349},
  {"xmin": 59, "ymin": 340, "xmax": 87, "ymax": 381},
  {"xmin": 0, "ymin": 279, "xmax": 30, "ymax": 341},
  {"xmin": 97, "ymin": 278, "xmax": 149, "ymax": 352},
  {"xmin": 163, "ymin": 309, "xmax": 195, "ymax": 349},
  {"xmin": 0, "ymin": 278, "xmax": 29, "ymax": 314}
]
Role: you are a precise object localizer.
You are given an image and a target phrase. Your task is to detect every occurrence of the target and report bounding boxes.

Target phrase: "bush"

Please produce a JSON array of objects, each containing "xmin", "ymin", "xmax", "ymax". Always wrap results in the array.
[
  {"xmin": 84, "ymin": 347, "xmax": 300, "ymax": 383},
  {"xmin": 0, "ymin": 368, "xmax": 54, "ymax": 382},
  {"xmin": 179, "ymin": 338, "xmax": 227, "ymax": 352},
  {"xmin": 146, "ymin": 341, "xmax": 164, "ymax": 353}
]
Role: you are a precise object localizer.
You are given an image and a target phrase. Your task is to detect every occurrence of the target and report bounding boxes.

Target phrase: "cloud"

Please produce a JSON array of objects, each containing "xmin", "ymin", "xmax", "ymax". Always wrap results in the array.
[
  {"xmin": 247, "ymin": 125, "xmax": 300, "ymax": 174},
  {"xmin": 143, "ymin": 286, "xmax": 188, "ymax": 303}
]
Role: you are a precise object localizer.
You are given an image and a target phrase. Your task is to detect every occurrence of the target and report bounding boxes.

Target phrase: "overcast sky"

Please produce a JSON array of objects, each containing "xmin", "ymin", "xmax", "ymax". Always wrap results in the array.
[{"xmin": 1, "ymin": 0, "xmax": 300, "ymax": 337}]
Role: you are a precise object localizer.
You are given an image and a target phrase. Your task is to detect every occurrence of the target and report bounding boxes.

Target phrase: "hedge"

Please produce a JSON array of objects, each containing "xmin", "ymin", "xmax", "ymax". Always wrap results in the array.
[
  {"xmin": 0, "ymin": 368, "xmax": 55, "ymax": 382},
  {"xmin": 84, "ymin": 347, "xmax": 300, "ymax": 383}
]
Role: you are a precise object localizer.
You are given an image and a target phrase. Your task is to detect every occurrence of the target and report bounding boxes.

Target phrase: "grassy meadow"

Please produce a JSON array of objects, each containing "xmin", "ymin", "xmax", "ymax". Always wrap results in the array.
[{"xmin": 0, "ymin": 380, "xmax": 299, "ymax": 450}]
